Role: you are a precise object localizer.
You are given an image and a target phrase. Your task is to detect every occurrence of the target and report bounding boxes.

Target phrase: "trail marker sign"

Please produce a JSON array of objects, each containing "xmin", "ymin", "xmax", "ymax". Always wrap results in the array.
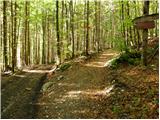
[{"xmin": 133, "ymin": 13, "xmax": 159, "ymax": 30}]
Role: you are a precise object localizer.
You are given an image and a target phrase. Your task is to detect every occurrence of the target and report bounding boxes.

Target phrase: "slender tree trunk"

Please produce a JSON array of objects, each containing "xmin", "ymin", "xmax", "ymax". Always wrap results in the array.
[
  {"xmin": 11, "ymin": 1, "xmax": 13, "ymax": 68},
  {"xmin": 97, "ymin": 1, "xmax": 101, "ymax": 52},
  {"xmin": 95, "ymin": 0, "xmax": 98, "ymax": 51},
  {"xmin": 37, "ymin": 25, "xmax": 40, "ymax": 64},
  {"xmin": 47, "ymin": 15, "xmax": 50, "ymax": 64},
  {"xmin": 76, "ymin": 22, "xmax": 79, "ymax": 52},
  {"xmin": 127, "ymin": 1, "xmax": 135, "ymax": 47},
  {"xmin": 3, "ymin": 1, "xmax": 8, "ymax": 70},
  {"xmin": 16, "ymin": 17, "xmax": 21, "ymax": 68},
  {"xmin": 27, "ymin": 2, "xmax": 30, "ymax": 64},
  {"xmin": 83, "ymin": 1, "xmax": 86, "ymax": 53},
  {"xmin": 70, "ymin": 0, "xmax": 75, "ymax": 58},
  {"xmin": 155, "ymin": 2, "xmax": 158, "ymax": 37},
  {"xmin": 142, "ymin": 1, "xmax": 149, "ymax": 66},
  {"xmin": 42, "ymin": 11, "xmax": 46, "ymax": 64},
  {"xmin": 65, "ymin": 2, "xmax": 70, "ymax": 59},
  {"xmin": 121, "ymin": 1, "xmax": 127, "ymax": 48},
  {"xmin": 11, "ymin": 2, "xmax": 17, "ymax": 72},
  {"xmin": 61, "ymin": 1, "xmax": 64, "ymax": 61},
  {"xmin": 56, "ymin": 1, "xmax": 61, "ymax": 65},
  {"xmin": 1, "ymin": 23, "xmax": 3, "ymax": 69},
  {"xmin": 24, "ymin": 1, "xmax": 28, "ymax": 65},
  {"xmin": 86, "ymin": 0, "xmax": 89, "ymax": 55},
  {"xmin": 35, "ymin": 23, "xmax": 37, "ymax": 64}
]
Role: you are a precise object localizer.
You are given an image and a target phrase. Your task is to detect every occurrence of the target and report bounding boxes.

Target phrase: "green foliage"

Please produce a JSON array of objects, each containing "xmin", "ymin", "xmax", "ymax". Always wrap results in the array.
[
  {"xmin": 153, "ymin": 98, "xmax": 159, "ymax": 105},
  {"xmin": 110, "ymin": 59, "xmax": 119, "ymax": 69},
  {"xmin": 112, "ymin": 106, "xmax": 121, "ymax": 113},
  {"xmin": 59, "ymin": 63, "xmax": 71, "ymax": 72},
  {"xmin": 132, "ymin": 97, "xmax": 141, "ymax": 106},
  {"xmin": 110, "ymin": 50, "xmax": 141, "ymax": 68},
  {"xmin": 112, "ymin": 36, "xmax": 129, "ymax": 52},
  {"xmin": 147, "ymin": 88, "xmax": 155, "ymax": 98}
]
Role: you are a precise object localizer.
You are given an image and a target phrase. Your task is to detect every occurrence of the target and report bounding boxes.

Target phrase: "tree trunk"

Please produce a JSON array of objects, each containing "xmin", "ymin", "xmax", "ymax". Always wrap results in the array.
[
  {"xmin": 155, "ymin": 1, "xmax": 158, "ymax": 37},
  {"xmin": 56, "ymin": 1, "xmax": 61, "ymax": 65},
  {"xmin": 83, "ymin": 1, "xmax": 86, "ymax": 53},
  {"xmin": 12, "ymin": 1, "xmax": 17, "ymax": 72},
  {"xmin": 142, "ymin": 1, "xmax": 150, "ymax": 66},
  {"xmin": 47, "ymin": 14, "xmax": 50, "ymax": 64},
  {"xmin": 24, "ymin": 1, "xmax": 28, "ymax": 65},
  {"xmin": 3, "ymin": 1, "xmax": 8, "ymax": 71},
  {"xmin": 61, "ymin": 1, "xmax": 64, "ymax": 61},
  {"xmin": 42, "ymin": 11, "xmax": 46, "ymax": 64},
  {"xmin": 95, "ymin": 0, "xmax": 98, "ymax": 51},
  {"xmin": 70, "ymin": 0, "xmax": 75, "ymax": 58},
  {"xmin": 27, "ymin": 2, "xmax": 30, "ymax": 64},
  {"xmin": 86, "ymin": 0, "xmax": 89, "ymax": 55},
  {"xmin": 97, "ymin": 1, "xmax": 101, "ymax": 52}
]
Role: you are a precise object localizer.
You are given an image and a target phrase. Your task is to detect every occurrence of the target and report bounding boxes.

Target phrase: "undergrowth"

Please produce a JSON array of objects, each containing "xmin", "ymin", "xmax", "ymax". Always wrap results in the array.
[
  {"xmin": 59, "ymin": 63, "xmax": 71, "ymax": 72},
  {"xmin": 110, "ymin": 50, "xmax": 141, "ymax": 69}
]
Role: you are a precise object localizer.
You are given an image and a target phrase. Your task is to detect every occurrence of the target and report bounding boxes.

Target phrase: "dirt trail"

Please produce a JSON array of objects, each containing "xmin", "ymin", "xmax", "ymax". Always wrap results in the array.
[
  {"xmin": 35, "ymin": 50, "xmax": 120, "ymax": 118},
  {"xmin": 1, "ymin": 65, "xmax": 54, "ymax": 118},
  {"xmin": 1, "ymin": 49, "xmax": 158, "ymax": 119}
]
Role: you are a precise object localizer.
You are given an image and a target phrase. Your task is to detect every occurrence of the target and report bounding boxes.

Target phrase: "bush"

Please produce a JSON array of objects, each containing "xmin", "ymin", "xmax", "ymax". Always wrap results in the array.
[
  {"xmin": 110, "ymin": 50, "xmax": 141, "ymax": 68},
  {"xmin": 59, "ymin": 63, "xmax": 71, "ymax": 72}
]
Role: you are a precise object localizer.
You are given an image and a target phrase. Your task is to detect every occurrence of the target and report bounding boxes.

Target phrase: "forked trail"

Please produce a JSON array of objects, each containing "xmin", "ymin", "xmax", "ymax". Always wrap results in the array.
[
  {"xmin": 36, "ymin": 50, "xmax": 120, "ymax": 118},
  {"xmin": 2, "ymin": 49, "xmax": 158, "ymax": 119}
]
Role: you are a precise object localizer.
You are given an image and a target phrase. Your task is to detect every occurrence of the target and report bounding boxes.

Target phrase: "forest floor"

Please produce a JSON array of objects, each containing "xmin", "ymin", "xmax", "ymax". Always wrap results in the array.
[
  {"xmin": 35, "ymin": 49, "xmax": 159, "ymax": 119},
  {"xmin": 1, "ymin": 65, "xmax": 55, "ymax": 118},
  {"xmin": 1, "ymin": 49, "xmax": 158, "ymax": 119}
]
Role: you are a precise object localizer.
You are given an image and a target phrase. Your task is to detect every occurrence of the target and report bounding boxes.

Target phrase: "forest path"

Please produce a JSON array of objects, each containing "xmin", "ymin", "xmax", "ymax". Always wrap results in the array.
[
  {"xmin": 1, "ymin": 65, "xmax": 57, "ymax": 118},
  {"xmin": 1, "ymin": 49, "xmax": 158, "ymax": 119},
  {"xmin": 35, "ymin": 49, "xmax": 120, "ymax": 118}
]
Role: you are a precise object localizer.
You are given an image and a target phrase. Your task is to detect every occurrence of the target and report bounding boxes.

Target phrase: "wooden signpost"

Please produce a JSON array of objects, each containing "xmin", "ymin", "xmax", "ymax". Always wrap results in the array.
[
  {"xmin": 132, "ymin": 13, "xmax": 159, "ymax": 66},
  {"xmin": 133, "ymin": 13, "xmax": 159, "ymax": 29},
  {"xmin": 134, "ymin": 21, "xmax": 155, "ymax": 29}
]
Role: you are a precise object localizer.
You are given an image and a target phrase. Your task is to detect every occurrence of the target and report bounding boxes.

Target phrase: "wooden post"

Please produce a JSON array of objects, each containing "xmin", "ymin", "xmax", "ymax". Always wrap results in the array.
[{"xmin": 142, "ymin": 1, "xmax": 149, "ymax": 66}]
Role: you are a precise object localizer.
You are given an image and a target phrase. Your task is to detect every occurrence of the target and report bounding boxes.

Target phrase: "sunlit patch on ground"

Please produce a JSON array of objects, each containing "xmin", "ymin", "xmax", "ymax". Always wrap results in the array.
[
  {"xmin": 85, "ymin": 51, "xmax": 119, "ymax": 67},
  {"xmin": 13, "ymin": 75, "xmax": 26, "ymax": 78},
  {"xmin": 23, "ymin": 69, "xmax": 51, "ymax": 73},
  {"xmin": 58, "ymin": 83, "xmax": 76, "ymax": 87},
  {"xmin": 85, "ymin": 62, "xmax": 106, "ymax": 67},
  {"xmin": 23, "ymin": 66, "xmax": 56, "ymax": 73},
  {"xmin": 53, "ymin": 85, "xmax": 115, "ymax": 104},
  {"xmin": 67, "ymin": 85, "xmax": 114, "ymax": 97},
  {"xmin": 73, "ymin": 109, "xmax": 89, "ymax": 114},
  {"xmin": 125, "ymin": 69, "xmax": 139, "ymax": 76}
]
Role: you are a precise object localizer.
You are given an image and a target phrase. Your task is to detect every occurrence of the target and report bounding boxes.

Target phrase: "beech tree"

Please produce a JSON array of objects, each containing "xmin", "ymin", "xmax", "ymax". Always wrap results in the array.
[
  {"xmin": 56, "ymin": 0, "xmax": 61, "ymax": 65},
  {"xmin": 3, "ymin": 1, "xmax": 8, "ymax": 70}
]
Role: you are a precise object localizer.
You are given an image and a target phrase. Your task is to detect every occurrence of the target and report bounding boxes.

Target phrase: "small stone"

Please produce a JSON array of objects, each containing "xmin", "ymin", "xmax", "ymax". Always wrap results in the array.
[
  {"xmin": 56, "ymin": 68, "xmax": 60, "ymax": 71},
  {"xmin": 42, "ymin": 82, "xmax": 53, "ymax": 92},
  {"xmin": 121, "ymin": 89, "xmax": 124, "ymax": 92},
  {"xmin": 26, "ymin": 88, "xmax": 31, "ymax": 91},
  {"xmin": 57, "ymin": 75, "xmax": 64, "ymax": 80}
]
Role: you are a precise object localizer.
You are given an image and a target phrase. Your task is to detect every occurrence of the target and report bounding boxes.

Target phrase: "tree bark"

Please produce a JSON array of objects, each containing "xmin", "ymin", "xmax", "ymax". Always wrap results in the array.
[
  {"xmin": 24, "ymin": 1, "xmax": 28, "ymax": 65},
  {"xmin": 86, "ymin": 0, "xmax": 89, "ymax": 55},
  {"xmin": 3, "ymin": 1, "xmax": 8, "ymax": 70},
  {"xmin": 27, "ymin": 2, "xmax": 30, "ymax": 64},
  {"xmin": 56, "ymin": 1, "xmax": 61, "ymax": 65},
  {"xmin": 142, "ymin": 1, "xmax": 149, "ymax": 66},
  {"xmin": 70, "ymin": 0, "xmax": 75, "ymax": 58},
  {"xmin": 42, "ymin": 11, "xmax": 46, "ymax": 64}
]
